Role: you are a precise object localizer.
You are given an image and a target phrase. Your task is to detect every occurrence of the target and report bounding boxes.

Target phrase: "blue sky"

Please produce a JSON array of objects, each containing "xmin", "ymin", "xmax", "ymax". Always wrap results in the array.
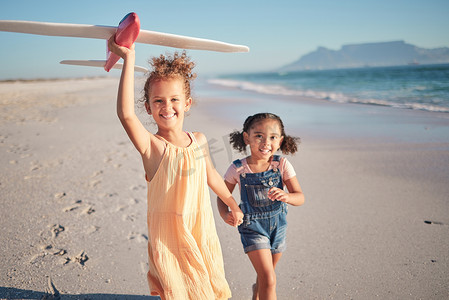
[{"xmin": 1, "ymin": 0, "xmax": 448, "ymax": 80}]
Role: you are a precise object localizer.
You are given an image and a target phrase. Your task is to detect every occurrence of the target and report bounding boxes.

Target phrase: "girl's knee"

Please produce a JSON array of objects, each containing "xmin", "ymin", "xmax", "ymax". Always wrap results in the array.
[{"xmin": 259, "ymin": 271, "xmax": 276, "ymax": 288}]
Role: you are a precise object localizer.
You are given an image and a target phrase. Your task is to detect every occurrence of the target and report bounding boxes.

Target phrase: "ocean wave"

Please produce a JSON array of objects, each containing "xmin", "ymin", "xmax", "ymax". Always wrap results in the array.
[{"xmin": 208, "ymin": 78, "xmax": 449, "ymax": 113}]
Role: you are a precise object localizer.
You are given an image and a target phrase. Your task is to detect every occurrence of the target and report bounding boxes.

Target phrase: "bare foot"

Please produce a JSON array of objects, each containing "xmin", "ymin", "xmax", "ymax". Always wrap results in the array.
[{"xmin": 252, "ymin": 283, "xmax": 259, "ymax": 300}]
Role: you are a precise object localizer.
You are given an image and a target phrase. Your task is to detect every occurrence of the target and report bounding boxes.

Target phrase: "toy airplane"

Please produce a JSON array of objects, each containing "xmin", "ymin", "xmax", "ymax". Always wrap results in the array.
[{"xmin": 0, "ymin": 12, "xmax": 249, "ymax": 73}]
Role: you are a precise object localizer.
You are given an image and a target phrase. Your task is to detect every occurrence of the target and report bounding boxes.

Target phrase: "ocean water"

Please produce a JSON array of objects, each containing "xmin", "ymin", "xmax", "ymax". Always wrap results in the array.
[{"xmin": 209, "ymin": 64, "xmax": 449, "ymax": 113}]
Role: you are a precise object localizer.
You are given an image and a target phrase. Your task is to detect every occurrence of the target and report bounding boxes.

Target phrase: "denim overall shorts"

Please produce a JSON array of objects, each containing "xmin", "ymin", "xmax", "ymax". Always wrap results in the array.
[{"xmin": 235, "ymin": 155, "xmax": 288, "ymax": 254}]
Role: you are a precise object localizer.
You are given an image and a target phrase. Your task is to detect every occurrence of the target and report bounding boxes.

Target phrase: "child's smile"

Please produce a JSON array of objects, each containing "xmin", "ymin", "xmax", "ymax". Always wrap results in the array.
[
  {"xmin": 244, "ymin": 119, "xmax": 284, "ymax": 161},
  {"xmin": 161, "ymin": 113, "xmax": 176, "ymax": 120},
  {"xmin": 259, "ymin": 148, "xmax": 271, "ymax": 155},
  {"xmin": 147, "ymin": 78, "xmax": 191, "ymax": 129}
]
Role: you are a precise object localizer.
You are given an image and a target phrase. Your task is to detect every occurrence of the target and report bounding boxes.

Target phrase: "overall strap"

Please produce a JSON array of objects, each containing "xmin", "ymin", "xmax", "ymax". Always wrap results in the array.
[
  {"xmin": 232, "ymin": 159, "xmax": 243, "ymax": 168},
  {"xmin": 232, "ymin": 159, "xmax": 246, "ymax": 176},
  {"xmin": 271, "ymin": 155, "xmax": 281, "ymax": 171}
]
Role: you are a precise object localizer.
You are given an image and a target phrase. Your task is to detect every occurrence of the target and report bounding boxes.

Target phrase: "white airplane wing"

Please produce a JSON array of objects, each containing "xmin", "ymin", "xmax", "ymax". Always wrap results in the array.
[{"xmin": 0, "ymin": 20, "xmax": 249, "ymax": 52}]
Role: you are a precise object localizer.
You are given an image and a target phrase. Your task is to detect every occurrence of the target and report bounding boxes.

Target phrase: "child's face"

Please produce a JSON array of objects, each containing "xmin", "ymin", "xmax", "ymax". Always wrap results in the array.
[
  {"xmin": 243, "ymin": 119, "xmax": 284, "ymax": 160},
  {"xmin": 145, "ymin": 78, "xmax": 191, "ymax": 130}
]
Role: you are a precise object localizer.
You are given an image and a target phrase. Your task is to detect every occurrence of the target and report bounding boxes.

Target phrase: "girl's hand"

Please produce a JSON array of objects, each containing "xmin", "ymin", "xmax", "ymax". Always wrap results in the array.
[
  {"xmin": 231, "ymin": 207, "xmax": 244, "ymax": 227},
  {"xmin": 221, "ymin": 211, "xmax": 236, "ymax": 227},
  {"xmin": 268, "ymin": 187, "xmax": 289, "ymax": 203},
  {"xmin": 108, "ymin": 35, "xmax": 135, "ymax": 59}
]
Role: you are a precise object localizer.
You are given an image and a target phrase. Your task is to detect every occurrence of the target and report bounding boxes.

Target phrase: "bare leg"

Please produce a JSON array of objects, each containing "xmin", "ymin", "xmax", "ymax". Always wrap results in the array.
[
  {"xmin": 248, "ymin": 249, "xmax": 283, "ymax": 300},
  {"xmin": 252, "ymin": 252, "xmax": 282, "ymax": 300}
]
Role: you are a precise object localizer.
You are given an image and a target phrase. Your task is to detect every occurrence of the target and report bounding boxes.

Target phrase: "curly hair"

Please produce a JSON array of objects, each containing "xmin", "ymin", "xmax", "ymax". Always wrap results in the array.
[
  {"xmin": 229, "ymin": 113, "xmax": 300, "ymax": 155},
  {"xmin": 142, "ymin": 51, "xmax": 196, "ymax": 104}
]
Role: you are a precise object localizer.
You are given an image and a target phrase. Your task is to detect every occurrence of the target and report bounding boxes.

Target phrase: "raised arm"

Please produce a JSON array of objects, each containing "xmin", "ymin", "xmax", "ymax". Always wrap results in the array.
[{"xmin": 108, "ymin": 36, "xmax": 151, "ymax": 155}]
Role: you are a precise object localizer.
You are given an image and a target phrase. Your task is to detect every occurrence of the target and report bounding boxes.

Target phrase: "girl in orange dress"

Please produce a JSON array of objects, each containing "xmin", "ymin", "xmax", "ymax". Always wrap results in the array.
[{"xmin": 108, "ymin": 36, "xmax": 243, "ymax": 300}]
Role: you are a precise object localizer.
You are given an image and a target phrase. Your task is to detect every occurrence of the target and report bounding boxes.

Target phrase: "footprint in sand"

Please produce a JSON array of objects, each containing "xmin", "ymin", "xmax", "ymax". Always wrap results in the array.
[
  {"xmin": 86, "ymin": 225, "xmax": 100, "ymax": 234},
  {"xmin": 424, "ymin": 220, "xmax": 447, "ymax": 226},
  {"xmin": 43, "ymin": 277, "xmax": 60, "ymax": 299},
  {"xmin": 54, "ymin": 192, "xmax": 67, "ymax": 200},
  {"xmin": 52, "ymin": 249, "xmax": 67, "ymax": 256},
  {"xmin": 39, "ymin": 244, "xmax": 66, "ymax": 256},
  {"xmin": 49, "ymin": 224, "xmax": 65, "ymax": 239},
  {"xmin": 61, "ymin": 250, "xmax": 89, "ymax": 268},
  {"xmin": 63, "ymin": 200, "xmax": 95, "ymax": 215},
  {"xmin": 128, "ymin": 232, "xmax": 148, "ymax": 243},
  {"xmin": 63, "ymin": 201, "xmax": 81, "ymax": 212},
  {"xmin": 116, "ymin": 205, "xmax": 127, "ymax": 212},
  {"xmin": 129, "ymin": 198, "xmax": 140, "ymax": 205},
  {"xmin": 115, "ymin": 198, "xmax": 138, "ymax": 212},
  {"xmin": 82, "ymin": 205, "xmax": 95, "ymax": 215},
  {"xmin": 8, "ymin": 143, "xmax": 30, "ymax": 155},
  {"xmin": 73, "ymin": 250, "xmax": 89, "ymax": 267},
  {"xmin": 24, "ymin": 174, "xmax": 45, "ymax": 180},
  {"xmin": 91, "ymin": 170, "xmax": 104, "ymax": 177},
  {"xmin": 29, "ymin": 241, "xmax": 67, "ymax": 264},
  {"xmin": 140, "ymin": 261, "xmax": 149, "ymax": 274},
  {"xmin": 30, "ymin": 221, "xmax": 69, "ymax": 265},
  {"xmin": 30, "ymin": 161, "xmax": 42, "ymax": 171},
  {"xmin": 123, "ymin": 214, "xmax": 137, "ymax": 222},
  {"xmin": 29, "ymin": 252, "xmax": 47, "ymax": 264},
  {"xmin": 0, "ymin": 134, "xmax": 7, "ymax": 144},
  {"xmin": 89, "ymin": 170, "xmax": 104, "ymax": 187},
  {"xmin": 89, "ymin": 179, "xmax": 102, "ymax": 188},
  {"xmin": 130, "ymin": 184, "xmax": 146, "ymax": 191}
]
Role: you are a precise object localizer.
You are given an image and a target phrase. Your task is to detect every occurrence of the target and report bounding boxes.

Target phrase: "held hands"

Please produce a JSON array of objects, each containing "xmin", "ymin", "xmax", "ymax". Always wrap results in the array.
[
  {"xmin": 221, "ymin": 207, "xmax": 244, "ymax": 227},
  {"xmin": 231, "ymin": 207, "xmax": 244, "ymax": 227},
  {"xmin": 221, "ymin": 212, "xmax": 236, "ymax": 227},
  {"xmin": 268, "ymin": 187, "xmax": 289, "ymax": 203},
  {"xmin": 108, "ymin": 35, "xmax": 135, "ymax": 59}
]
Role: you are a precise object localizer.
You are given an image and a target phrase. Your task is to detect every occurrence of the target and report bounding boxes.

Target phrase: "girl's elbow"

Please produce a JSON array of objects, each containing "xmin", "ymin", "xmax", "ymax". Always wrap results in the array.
[
  {"xmin": 117, "ymin": 110, "xmax": 127, "ymax": 121},
  {"xmin": 117, "ymin": 111, "xmax": 135, "ymax": 124},
  {"xmin": 207, "ymin": 177, "xmax": 216, "ymax": 190},
  {"xmin": 291, "ymin": 194, "xmax": 305, "ymax": 206}
]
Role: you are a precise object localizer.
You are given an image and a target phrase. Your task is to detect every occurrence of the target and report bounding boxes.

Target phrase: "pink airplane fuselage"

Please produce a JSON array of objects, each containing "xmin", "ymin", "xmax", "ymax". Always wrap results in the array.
[{"xmin": 104, "ymin": 12, "xmax": 140, "ymax": 72}]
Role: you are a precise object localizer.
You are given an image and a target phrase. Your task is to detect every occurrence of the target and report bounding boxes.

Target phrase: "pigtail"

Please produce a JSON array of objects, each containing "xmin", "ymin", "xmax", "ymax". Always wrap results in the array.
[
  {"xmin": 280, "ymin": 135, "xmax": 300, "ymax": 155},
  {"xmin": 229, "ymin": 130, "xmax": 247, "ymax": 153}
]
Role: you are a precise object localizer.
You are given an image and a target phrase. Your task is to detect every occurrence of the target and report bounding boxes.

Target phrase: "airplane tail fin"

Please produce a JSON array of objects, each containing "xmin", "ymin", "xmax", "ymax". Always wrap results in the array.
[{"xmin": 60, "ymin": 60, "xmax": 148, "ymax": 73}]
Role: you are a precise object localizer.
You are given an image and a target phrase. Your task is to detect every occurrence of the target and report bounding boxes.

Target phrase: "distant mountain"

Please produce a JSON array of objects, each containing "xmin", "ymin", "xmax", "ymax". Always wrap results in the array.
[{"xmin": 279, "ymin": 41, "xmax": 449, "ymax": 71}]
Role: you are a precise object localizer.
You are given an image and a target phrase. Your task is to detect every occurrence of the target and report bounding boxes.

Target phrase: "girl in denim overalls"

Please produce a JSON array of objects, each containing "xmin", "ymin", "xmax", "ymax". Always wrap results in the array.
[{"xmin": 218, "ymin": 113, "xmax": 305, "ymax": 300}]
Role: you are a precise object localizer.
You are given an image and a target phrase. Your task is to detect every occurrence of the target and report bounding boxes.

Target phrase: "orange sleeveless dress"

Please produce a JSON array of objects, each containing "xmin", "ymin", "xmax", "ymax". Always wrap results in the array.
[{"xmin": 146, "ymin": 132, "xmax": 231, "ymax": 300}]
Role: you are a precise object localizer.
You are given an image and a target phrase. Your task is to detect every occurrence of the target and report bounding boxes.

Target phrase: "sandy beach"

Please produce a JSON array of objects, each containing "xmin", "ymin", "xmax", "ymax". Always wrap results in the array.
[{"xmin": 1, "ymin": 76, "xmax": 449, "ymax": 299}]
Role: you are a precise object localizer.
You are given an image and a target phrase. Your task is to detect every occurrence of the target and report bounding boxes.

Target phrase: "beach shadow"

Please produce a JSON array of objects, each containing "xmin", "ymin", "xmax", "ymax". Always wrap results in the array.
[{"xmin": 0, "ymin": 286, "xmax": 160, "ymax": 299}]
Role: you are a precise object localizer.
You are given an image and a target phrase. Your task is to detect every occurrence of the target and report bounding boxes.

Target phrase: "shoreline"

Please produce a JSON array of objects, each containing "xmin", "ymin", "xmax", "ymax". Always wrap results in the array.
[
  {"xmin": 206, "ymin": 63, "xmax": 449, "ymax": 114},
  {"xmin": 1, "ymin": 77, "xmax": 448, "ymax": 299},
  {"xmin": 196, "ymin": 77, "xmax": 449, "ymax": 144}
]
